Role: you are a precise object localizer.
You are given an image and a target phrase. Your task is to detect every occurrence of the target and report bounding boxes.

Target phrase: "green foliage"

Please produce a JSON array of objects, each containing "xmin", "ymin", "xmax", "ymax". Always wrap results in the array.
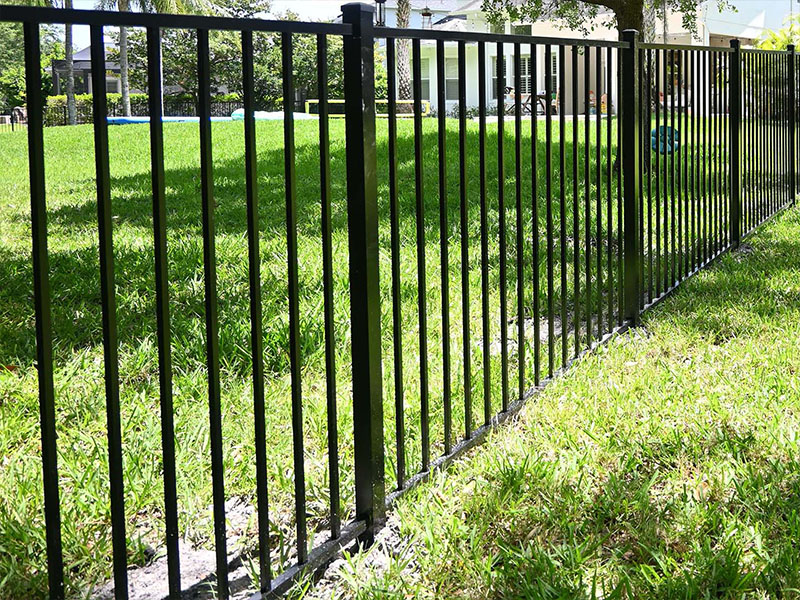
[
  {"xmin": 0, "ymin": 22, "xmax": 61, "ymax": 112},
  {"xmin": 105, "ymin": 16, "xmax": 387, "ymax": 109},
  {"xmin": 210, "ymin": 0, "xmax": 270, "ymax": 18},
  {"xmin": 480, "ymin": 0, "xmax": 733, "ymax": 38},
  {"xmin": 45, "ymin": 92, "xmax": 149, "ymax": 109},
  {"xmin": 757, "ymin": 15, "xmax": 800, "ymax": 50}
]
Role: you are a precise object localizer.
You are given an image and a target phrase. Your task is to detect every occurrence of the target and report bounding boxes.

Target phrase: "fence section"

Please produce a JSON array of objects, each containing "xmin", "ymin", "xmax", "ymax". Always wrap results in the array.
[
  {"xmin": 0, "ymin": 3, "xmax": 796, "ymax": 600},
  {"xmin": 0, "ymin": 5, "xmax": 358, "ymax": 600},
  {"xmin": 373, "ymin": 27, "xmax": 627, "ymax": 500},
  {"xmin": 637, "ymin": 43, "xmax": 735, "ymax": 308}
]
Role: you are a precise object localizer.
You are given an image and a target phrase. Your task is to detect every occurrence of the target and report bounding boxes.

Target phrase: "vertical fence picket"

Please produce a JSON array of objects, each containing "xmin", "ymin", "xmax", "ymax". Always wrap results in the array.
[
  {"xmin": 457, "ymin": 40, "xmax": 472, "ymax": 439},
  {"xmin": 198, "ymin": 27, "xmax": 229, "ymax": 599},
  {"xmin": 386, "ymin": 38, "xmax": 405, "ymax": 490},
  {"xmin": 514, "ymin": 43, "xmax": 526, "ymax": 397},
  {"xmin": 497, "ymin": 43, "xmax": 509, "ymax": 411},
  {"xmin": 545, "ymin": 44, "xmax": 555, "ymax": 376},
  {"xmin": 317, "ymin": 33, "xmax": 341, "ymax": 539},
  {"xmin": 530, "ymin": 42, "xmax": 541, "ymax": 385},
  {"xmin": 89, "ymin": 23, "xmax": 128, "ymax": 599},
  {"xmin": 558, "ymin": 45, "xmax": 568, "ymax": 366},
  {"xmin": 436, "ymin": 39, "xmax": 452, "ymax": 453},
  {"xmin": 241, "ymin": 29, "xmax": 272, "ymax": 592},
  {"xmin": 572, "ymin": 46, "xmax": 580, "ymax": 355},
  {"xmin": 790, "ymin": 45, "xmax": 796, "ymax": 205},
  {"xmin": 411, "ymin": 36, "xmax": 429, "ymax": 472},
  {"xmin": 478, "ymin": 40, "xmax": 491, "ymax": 425},
  {"xmin": 583, "ymin": 45, "xmax": 592, "ymax": 345},
  {"xmin": 146, "ymin": 26, "xmax": 181, "ymax": 599},
  {"xmin": 24, "ymin": 19, "xmax": 65, "ymax": 600}
]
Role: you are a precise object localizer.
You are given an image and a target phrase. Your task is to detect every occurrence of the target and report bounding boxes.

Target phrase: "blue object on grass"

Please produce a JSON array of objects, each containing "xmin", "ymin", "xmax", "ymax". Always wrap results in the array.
[
  {"xmin": 107, "ymin": 116, "xmax": 232, "ymax": 125},
  {"xmin": 651, "ymin": 125, "xmax": 680, "ymax": 154}
]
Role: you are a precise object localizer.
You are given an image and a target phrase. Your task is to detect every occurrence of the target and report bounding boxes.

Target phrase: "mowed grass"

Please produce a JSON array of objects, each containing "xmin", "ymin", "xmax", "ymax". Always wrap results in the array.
[
  {"xmin": 0, "ymin": 112, "xmax": 776, "ymax": 598},
  {"xmin": 328, "ymin": 208, "xmax": 800, "ymax": 600},
  {"xmin": 0, "ymin": 116, "xmax": 626, "ymax": 598}
]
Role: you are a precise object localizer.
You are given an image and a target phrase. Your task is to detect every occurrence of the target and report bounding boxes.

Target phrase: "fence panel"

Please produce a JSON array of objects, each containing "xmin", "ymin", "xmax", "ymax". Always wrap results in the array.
[
  {"xmin": 0, "ymin": 5, "xmax": 359, "ymax": 600},
  {"xmin": 374, "ymin": 27, "xmax": 627, "ymax": 501}
]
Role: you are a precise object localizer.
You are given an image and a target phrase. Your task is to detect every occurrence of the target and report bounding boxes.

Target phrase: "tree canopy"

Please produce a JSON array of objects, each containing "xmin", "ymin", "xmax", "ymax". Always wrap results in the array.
[
  {"xmin": 0, "ymin": 22, "xmax": 61, "ymax": 111},
  {"xmin": 106, "ymin": 8, "xmax": 388, "ymax": 109},
  {"xmin": 480, "ymin": 0, "xmax": 732, "ymax": 40},
  {"xmin": 757, "ymin": 14, "xmax": 800, "ymax": 50}
]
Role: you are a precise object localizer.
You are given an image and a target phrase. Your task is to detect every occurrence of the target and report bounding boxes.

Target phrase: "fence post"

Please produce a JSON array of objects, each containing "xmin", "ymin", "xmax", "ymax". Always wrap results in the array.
[
  {"xmin": 789, "ymin": 44, "xmax": 796, "ymax": 204},
  {"xmin": 730, "ymin": 39, "xmax": 742, "ymax": 247},
  {"xmin": 621, "ymin": 30, "xmax": 641, "ymax": 326},
  {"xmin": 341, "ymin": 2, "xmax": 385, "ymax": 543}
]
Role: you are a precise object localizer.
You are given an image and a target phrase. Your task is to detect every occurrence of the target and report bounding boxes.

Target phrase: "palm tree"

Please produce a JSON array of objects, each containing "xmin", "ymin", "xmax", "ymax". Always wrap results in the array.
[
  {"xmin": 96, "ymin": 0, "xmax": 204, "ymax": 116},
  {"xmin": 62, "ymin": 0, "xmax": 75, "ymax": 124},
  {"xmin": 396, "ymin": 0, "xmax": 411, "ymax": 102}
]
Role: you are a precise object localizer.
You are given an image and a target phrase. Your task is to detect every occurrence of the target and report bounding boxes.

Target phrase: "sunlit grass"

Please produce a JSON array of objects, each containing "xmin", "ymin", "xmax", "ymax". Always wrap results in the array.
[
  {"xmin": 328, "ymin": 208, "xmax": 800, "ymax": 600},
  {"xmin": 0, "ymin": 112, "xmax": 772, "ymax": 598}
]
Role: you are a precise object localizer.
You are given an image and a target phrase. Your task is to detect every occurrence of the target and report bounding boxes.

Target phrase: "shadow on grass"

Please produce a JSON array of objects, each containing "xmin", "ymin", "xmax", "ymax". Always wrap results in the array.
[
  {"xmin": 418, "ymin": 210, "xmax": 800, "ymax": 599},
  {"xmin": 0, "ymin": 123, "xmax": 618, "ymax": 369}
]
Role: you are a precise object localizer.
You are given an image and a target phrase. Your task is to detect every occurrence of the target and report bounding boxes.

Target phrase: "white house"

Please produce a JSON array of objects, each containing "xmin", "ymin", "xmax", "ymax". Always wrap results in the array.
[
  {"xmin": 392, "ymin": 0, "xmax": 797, "ymax": 115},
  {"xmin": 408, "ymin": 0, "xmax": 618, "ymax": 115},
  {"xmin": 380, "ymin": 0, "xmax": 466, "ymax": 28}
]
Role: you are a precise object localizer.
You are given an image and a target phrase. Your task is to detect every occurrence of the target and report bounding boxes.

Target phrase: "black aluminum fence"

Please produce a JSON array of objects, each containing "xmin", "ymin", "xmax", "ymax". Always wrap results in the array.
[
  {"xmin": 0, "ymin": 3, "xmax": 796, "ymax": 600},
  {"xmin": 41, "ymin": 99, "xmax": 244, "ymax": 126},
  {"xmin": 0, "ymin": 110, "xmax": 26, "ymax": 133}
]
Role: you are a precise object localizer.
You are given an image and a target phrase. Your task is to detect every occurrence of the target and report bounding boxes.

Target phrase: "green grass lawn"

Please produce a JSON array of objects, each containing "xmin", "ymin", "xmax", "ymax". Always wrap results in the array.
[
  {"xmin": 328, "ymin": 208, "xmax": 800, "ymax": 600},
  {"xmin": 1, "ymin": 116, "xmax": 621, "ymax": 598},
  {"xmin": 0, "ymin": 114, "xmax": 782, "ymax": 599}
]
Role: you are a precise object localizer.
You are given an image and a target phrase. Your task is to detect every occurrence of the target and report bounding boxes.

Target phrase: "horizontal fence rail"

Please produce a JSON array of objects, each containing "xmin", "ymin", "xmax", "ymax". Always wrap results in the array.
[{"xmin": 0, "ymin": 3, "xmax": 796, "ymax": 600}]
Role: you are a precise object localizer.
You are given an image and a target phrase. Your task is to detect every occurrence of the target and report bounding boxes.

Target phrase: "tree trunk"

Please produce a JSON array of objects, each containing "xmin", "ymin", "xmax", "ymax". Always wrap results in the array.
[
  {"xmin": 396, "ymin": 0, "xmax": 412, "ymax": 103},
  {"xmin": 119, "ymin": 0, "xmax": 131, "ymax": 116},
  {"xmin": 120, "ymin": 26, "xmax": 131, "ymax": 116},
  {"xmin": 614, "ymin": 0, "xmax": 645, "ymax": 37},
  {"xmin": 64, "ymin": 0, "xmax": 76, "ymax": 125},
  {"xmin": 641, "ymin": 0, "xmax": 656, "ymax": 42}
]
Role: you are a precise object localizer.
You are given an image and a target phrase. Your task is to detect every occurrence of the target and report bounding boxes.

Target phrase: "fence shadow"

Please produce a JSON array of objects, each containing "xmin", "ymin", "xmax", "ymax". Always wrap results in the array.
[{"xmin": 0, "ymin": 121, "xmax": 610, "ymax": 369}]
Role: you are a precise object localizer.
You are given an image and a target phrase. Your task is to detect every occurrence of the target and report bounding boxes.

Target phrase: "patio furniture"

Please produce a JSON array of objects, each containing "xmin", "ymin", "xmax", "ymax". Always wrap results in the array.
[
  {"xmin": 503, "ymin": 87, "xmax": 534, "ymax": 115},
  {"xmin": 11, "ymin": 106, "xmax": 26, "ymax": 124}
]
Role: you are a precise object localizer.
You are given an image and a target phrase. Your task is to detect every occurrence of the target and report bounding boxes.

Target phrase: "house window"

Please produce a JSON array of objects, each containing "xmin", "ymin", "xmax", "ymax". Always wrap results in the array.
[
  {"xmin": 412, "ymin": 56, "xmax": 431, "ymax": 100},
  {"xmin": 492, "ymin": 56, "xmax": 507, "ymax": 100},
  {"xmin": 512, "ymin": 24, "xmax": 531, "ymax": 36},
  {"xmin": 493, "ymin": 56, "xmax": 531, "ymax": 98},
  {"xmin": 445, "ymin": 58, "xmax": 459, "ymax": 101},
  {"xmin": 548, "ymin": 50, "xmax": 559, "ymax": 93},
  {"xmin": 490, "ymin": 21, "xmax": 505, "ymax": 34},
  {"xmin": 106, "ymin": 78, "xmax": 119, "ymax": 94},
  {"xmin": 518, "ymin": 57, "xmax": 532, "ymax": 94}
]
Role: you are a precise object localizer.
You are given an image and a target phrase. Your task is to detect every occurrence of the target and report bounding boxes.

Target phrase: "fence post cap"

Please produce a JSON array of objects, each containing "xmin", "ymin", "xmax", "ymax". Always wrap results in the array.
[
  {"xmin": 341, "ymin": 2, "xmax": 374, "ymax": 35},
  {"xmin": 789, "ymin": 44, "xmax": 796, "ymax": 54},
  {"xmin": 621, "ymin": 29, "xmax": 639, "ymax": 43},
  {"xmin": 341, "ymin": 2, "xmax": 374, "ymax": 14},
  {"xmin": 730, "ymin": 38, "xmax": 741, "ymax": 49}
]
